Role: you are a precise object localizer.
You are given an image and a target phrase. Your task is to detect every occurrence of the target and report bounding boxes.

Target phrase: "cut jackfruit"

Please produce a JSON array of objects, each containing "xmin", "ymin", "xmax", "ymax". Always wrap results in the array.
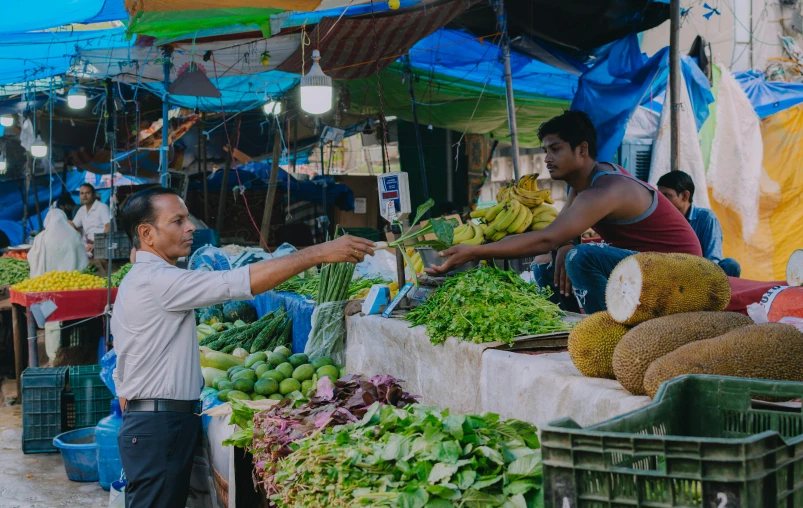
[
  {"xmin": 568, "ymin": 311, "xmax": 631, "ymax": 379},
  {"xmin": 606, "ymin": 252, "xmax": 731, "ymax": 325},
  {"xmin": 612, "ymin": 311, "xmax": 753, "ymax": 395},
  {"xmin": 642, "ymin": 323, "xmax": 803, "ymax": 398}
]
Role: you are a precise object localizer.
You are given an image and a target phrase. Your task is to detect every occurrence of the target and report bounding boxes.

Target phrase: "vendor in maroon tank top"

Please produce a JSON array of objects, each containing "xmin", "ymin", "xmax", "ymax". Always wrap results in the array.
[{"xmin": 429, "ymin": 111, "xmax": 702, "ymax": 314}]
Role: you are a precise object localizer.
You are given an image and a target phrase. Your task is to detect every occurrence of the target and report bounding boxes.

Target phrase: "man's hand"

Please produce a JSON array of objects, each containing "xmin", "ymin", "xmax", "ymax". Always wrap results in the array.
[
  {"xmin": 553, "ymin": 244, "xmax": 574, "ymax": 297},
  {"xmin": 425, "ymin": 244, "xmax": 478, "ymax": 275},
  {"xmin": 317, "ymin": 235, "xmax": 376, "ymax": 264}
]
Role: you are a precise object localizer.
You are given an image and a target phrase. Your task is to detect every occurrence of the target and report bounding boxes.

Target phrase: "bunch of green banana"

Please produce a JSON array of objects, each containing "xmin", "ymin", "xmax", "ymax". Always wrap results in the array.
[
  {"xmin": 529, "ymin": 203, "xmax": 559, "ymax": 230},
  {"xmin": 451, "ymin": 222, "xmax": 485, "ymax": 245}
]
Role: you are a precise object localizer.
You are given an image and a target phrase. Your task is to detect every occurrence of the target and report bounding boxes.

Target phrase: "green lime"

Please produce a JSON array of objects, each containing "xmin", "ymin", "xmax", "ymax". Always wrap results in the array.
[
  {"xmin": 231, "ymin": 378, "xmax": 255, "ymax": 394},
  {"xmin": 276, "ymin": 362, "xmax": 294, "ymax": 379},
  {"xmin": 244, "ymin": 352, "xmax": 267, "ymax": 368},
  {"xmin": 310, "ymin": 357, "xmax": 334, "ymax": 370},
  {"xmin": 261, "ymin": 370, "xmax": 284, "ymax": 382},
  {"xmin": 268, "ymin": 352, "xmax": 288, "ymax": 367},
  {"xmin": 217, "ymin": 389, "xmax": 232, "ymax": 402},
  {"xmin": 274, "ymin": 346, "xmax": 292, "ymax": 357},
  {"xmin": 288, "ymin": 353, "xmax": 309, "ymax": 368},
  {"xmin": 292, "ymin": 364, "xmax": 315, "ymax": 382},
  {"xmin": 279, "ymin": 378, "xmax": 301, "ymax": 395},
  {"xmin": 254, "ymin": 378, "xmax": 279, "ymax": 396}
]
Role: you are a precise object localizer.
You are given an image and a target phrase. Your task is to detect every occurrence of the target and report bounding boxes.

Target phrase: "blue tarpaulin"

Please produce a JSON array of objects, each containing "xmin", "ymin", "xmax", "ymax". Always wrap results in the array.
[
  {"xmin": 251, "ymin": 291, "xmax": 315, "ymax": 354},
  {"xmin": 640, "ymin": 55, "xmax": 716, "ymax": 130},
  {"xmin": 571, "ymin": 34, "xmax": 714, "ymax": 162},
  {"xmin": 734, "ymin": 70, "xmax": 803, "ymax": 119},
  {"xmin": 0, "ymin": 0, "xmax": 126, "ymax": 34}
]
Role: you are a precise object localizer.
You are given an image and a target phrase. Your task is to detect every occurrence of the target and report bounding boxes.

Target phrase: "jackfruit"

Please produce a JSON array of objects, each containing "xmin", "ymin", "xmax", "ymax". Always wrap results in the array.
[
  {"xmin": 612, "ymin": 312, "xmax": 752, "ymax": 395},
  {"xmin": 568, "ymin": 311, "xmax": 631, "ymax": 379},
  {"xmin": 606, "ymin": 252, "xmax": 731, "ymax": 325},
  {"xmin": 642, "ymin": 323, "xmax": 803, "ymax": 398}
]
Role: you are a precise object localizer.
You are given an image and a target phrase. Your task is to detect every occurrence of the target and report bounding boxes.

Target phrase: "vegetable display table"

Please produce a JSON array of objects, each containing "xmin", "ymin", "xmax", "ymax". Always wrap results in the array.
[
  {"xmin": 9, "ymin": 288, "xmax": 117, "ymax": 401},
  {"xmin": 346, "ymin": 315, "xmax": 651, "ymax": 427}
]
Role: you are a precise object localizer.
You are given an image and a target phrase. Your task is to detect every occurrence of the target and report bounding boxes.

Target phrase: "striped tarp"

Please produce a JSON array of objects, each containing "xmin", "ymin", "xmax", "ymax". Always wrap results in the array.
[{"xmin": 277, "ymin": 0, "xmax": 475, "ymax": 80}]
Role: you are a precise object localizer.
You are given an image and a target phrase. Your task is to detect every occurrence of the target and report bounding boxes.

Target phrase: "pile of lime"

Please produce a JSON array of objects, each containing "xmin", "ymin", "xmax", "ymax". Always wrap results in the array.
[{"xmin": 212, "ymin": 345, "xmax": 345, "ymax": 403}]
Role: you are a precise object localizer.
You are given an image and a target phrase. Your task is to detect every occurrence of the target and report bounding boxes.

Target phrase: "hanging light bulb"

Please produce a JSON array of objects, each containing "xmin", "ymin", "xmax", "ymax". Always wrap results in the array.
[
  {"xmin": 0, "ymin": 155, "xmax": 6, "ymax": 174},
  {"xmin": 263, "ymin": 100, "xmax": 282, "ymax": 116},
  {"xmin": 67, "ymin": 87, "xmax": 87, "ymax": 109},
  {"xmin": 300, "ymin": 49, "xmax": 332, "ymax": 115},
  {"xmin": 0, "ymin": 115, "xmax": 12, "ymax": 127},
  {"xmin": 31, "ymin": 135, "xmax": 47, "ymax": 158}
]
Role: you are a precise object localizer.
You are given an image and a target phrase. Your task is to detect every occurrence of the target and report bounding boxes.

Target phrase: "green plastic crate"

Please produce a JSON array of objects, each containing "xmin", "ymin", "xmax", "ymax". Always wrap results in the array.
[
  {"xmin": 21, "ymin": 367, "xmax": 68, "ymax": 454},
  {"xmin": 68, "ymin": 365, "xmax": 113, "ymax": 429},
  {"xmin": 541, "ymin": 375, "xmax": 803, "ymax": 508}
]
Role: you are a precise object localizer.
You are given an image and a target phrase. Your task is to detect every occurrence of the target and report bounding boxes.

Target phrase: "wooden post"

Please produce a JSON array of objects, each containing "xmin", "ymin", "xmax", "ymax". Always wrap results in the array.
[
  {"xmin": 11, "ymin": 304, "xmax": 26, "ymax": 402},
  {"xmin": 260, "ymin": 128, "xmax": 283, "ymax": 246},
  {"xmin": 200, "ymin": 114, "xmax": 210, "ymax": 226},
  {"xmin": 30, "ymin": 165, "xmax": 41, "ymax": 228},
  {"xmin": 215, "ymin": 157, "xmax": 231, "ymax": 234}
]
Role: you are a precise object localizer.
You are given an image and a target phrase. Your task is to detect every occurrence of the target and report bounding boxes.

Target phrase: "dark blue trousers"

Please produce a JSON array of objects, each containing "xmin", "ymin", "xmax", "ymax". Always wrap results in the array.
[{"xmin": 118, "ymin": 409, "xmax": 201, "ymax": 508}]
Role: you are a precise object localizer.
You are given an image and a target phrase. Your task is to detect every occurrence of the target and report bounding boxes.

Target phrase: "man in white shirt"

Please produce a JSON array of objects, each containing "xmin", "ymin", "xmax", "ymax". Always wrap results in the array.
[
  {"xmin": 111, "ymin": 187, "xmax": 375, "ymax": 508},
  {"xmin": 71, "ymin": 184, "xmax": 110, "ymax": 255}
]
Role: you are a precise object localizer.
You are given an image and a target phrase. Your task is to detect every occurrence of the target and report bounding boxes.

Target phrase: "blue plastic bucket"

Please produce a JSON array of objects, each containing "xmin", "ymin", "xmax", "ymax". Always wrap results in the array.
[{"xmin": 52, "ymin": 427, "xmax": 99, "ymax": 482}]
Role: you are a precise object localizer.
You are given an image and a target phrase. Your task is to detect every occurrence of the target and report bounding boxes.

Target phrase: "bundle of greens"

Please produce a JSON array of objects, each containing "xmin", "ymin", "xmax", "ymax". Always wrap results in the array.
[
  {"xmin": 274, "ymin": 274, "xmax": 390, "ymax": 301},
  {"xmin": 224, "ymin": 374, "xmax": 419, "ymax": 498},
  {"xmin": 406, "ymin": 266, "xmax": 572, "ymax": 346},
  {"xmin": 0, "ymin": 257, "xmax": 29, "ymax": 286},
  {"xmin": 199, "ymin": 307, "xmax": 290, "ymax": 354},
  {"xmin": 111, "ymin": 262, "xmax": 133, "ymax": 287},
  {"xmin": 270, "ymin": 403, "xmax": 544, "ymax": 507}
]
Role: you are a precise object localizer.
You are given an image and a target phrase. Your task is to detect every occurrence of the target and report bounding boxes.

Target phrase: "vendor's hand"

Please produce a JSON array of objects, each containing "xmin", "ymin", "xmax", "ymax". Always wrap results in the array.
[
  {"xmin": 319, "ymin": 235, "xmax": 375, "ymax": 264},
  {"xmin": 553, "ymin": 244, "xmax": 574, "ymax": 297},
  {"xmin": 426, "ymin": 244, "xmax": 477, "ymax": 275}
]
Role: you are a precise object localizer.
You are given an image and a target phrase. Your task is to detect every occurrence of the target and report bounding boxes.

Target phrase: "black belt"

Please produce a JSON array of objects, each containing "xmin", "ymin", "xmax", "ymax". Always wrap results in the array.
[{"xmin": 126, "ymin": 399, "xmax": 201, "ymax": 413}]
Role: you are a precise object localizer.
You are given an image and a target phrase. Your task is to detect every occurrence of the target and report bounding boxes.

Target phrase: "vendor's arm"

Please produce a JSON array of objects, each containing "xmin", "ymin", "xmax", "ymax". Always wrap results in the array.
[
  {"xmin": 150, "ymin": 235, "xmax": 375, "ymax": 312},
  {"xmin": 429, "ymin": 186, "xmax": 617, "ymax": 274}
]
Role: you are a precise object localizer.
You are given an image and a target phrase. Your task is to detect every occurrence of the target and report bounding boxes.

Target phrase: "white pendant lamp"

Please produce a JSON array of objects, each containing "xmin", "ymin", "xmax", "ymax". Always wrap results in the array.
[
  {"xmin": 31, "ymin": 135, "xmax": 48, "ymax": 158},
  {"xmin": 0, "ymin": 115, "xmax": 12, "ymax": 127},
  {"xmin": 67, "ymin": 87, "xmax": 87, "ymax": 109},
  {"xmin": 300, "ymin": 50, "xmax": 332, "ymax": 115}
]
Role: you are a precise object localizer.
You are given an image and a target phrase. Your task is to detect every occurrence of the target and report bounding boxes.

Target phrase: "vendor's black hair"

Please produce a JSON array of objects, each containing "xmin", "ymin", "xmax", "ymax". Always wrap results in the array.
[
  {"xmin": 122, "ymin": 187, "xmax": 180, "ymax": 248},
  {"xmin": 656, "ymin": 170, "xmax": 695, "ymax": 203},
  {"xmin": 79, "ymin": 183, "xmax": 96, "ymax": 195},
  {"xmin": 537, "ymin": 110, "xmax": 598, "ymax": 159}
]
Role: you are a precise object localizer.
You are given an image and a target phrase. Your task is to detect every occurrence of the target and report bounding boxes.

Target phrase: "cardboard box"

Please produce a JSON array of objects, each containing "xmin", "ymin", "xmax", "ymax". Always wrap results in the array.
[{"xmin": 333, "ymin": 175, "xmax": 381, "ymax": 229}]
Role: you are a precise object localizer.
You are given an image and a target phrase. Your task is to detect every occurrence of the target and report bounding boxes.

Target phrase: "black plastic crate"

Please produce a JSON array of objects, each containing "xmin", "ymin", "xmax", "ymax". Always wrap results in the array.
[
  {"xmin": 94, "ymin": 232, "xmax": 131, "ymax": 260},
  {"xmin": 21, "ymin": 367, "xmax": 68, "ymax": 454},
  {"xmin": 68, "ymin": 365, "xmax": 113, "ymax": 429}
]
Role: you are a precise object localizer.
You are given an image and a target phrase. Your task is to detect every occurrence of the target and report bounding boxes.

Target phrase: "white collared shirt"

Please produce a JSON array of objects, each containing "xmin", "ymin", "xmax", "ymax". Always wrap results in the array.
[
  {"xmin": 111, "ymin": 251, "xmax": 253, "ymax": 401},
  {"xmin": 73, "ymin": 200, "xmax": 111, "ymax": 241}
]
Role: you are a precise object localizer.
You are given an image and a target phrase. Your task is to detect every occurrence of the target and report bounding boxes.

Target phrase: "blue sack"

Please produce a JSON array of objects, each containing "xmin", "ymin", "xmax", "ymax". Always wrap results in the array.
[{"xmin": 100, "ymin": 348, "xmax": 118, "ymax": 397}]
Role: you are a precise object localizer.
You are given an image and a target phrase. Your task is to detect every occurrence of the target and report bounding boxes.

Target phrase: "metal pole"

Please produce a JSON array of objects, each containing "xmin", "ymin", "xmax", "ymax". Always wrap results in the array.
[
  {"xmin": 105, "ymin": 78, "xmax": 115, "ymax": 351},
  {"xmin": 669, "ymin": 0, "xmax": 681, "ymax": 172},
  {"xmin": 260, "ymin": 120, "xmax": 283, "ymax": 246},
  {"xmin": 199, "ymin": 114, "xmax": 210, "ymax": 225},
  {"xmin": 160, "ymin": 48, "xmax": 172, "ymax": 187},
  {"xmin": 26, "ymin": 308, "xmax": 38, "ymax": 368},
  {"xmin": 320, "ymin": 139, "xmax": 329, "ymax": 239},
  {"xmin": 403, "ymin": 55, "xmax": 430, "ymax": 209},
  {"xmin": 497, "ymin": 0, "xmax": 520, "ymax": 180}
]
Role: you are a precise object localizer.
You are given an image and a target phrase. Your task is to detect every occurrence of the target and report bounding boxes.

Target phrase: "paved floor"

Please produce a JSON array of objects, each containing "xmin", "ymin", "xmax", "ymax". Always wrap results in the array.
[{"xmin": 0, "ymin": 404, "xmax": 108, "ymax": 508}]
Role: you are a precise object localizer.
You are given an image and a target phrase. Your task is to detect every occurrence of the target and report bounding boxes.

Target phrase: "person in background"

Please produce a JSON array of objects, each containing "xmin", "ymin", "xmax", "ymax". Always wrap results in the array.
[
  {"xmin": 656, "ymin": 171, "xmax": 741, "ymax": 277},
  {"xmin": 112, "ymin": 187, "xmax": 375, "ymax": 508},
  {"xmin": 70, "ymin": 183, "xmax": 110, "ymax": 257}
]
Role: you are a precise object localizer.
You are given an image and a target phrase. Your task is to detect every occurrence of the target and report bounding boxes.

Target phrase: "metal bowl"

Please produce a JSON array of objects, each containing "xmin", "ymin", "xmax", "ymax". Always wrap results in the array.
[{"xmin": 415, "ymin": 247, "xmax": 478, "ymax": 274}]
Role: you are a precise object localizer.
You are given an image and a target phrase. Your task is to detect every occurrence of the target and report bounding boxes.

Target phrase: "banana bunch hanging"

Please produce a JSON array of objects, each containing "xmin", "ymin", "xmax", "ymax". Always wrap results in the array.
[{"xmin": 459, "ymin": 174, "xmax": 559, "ymax": 245}]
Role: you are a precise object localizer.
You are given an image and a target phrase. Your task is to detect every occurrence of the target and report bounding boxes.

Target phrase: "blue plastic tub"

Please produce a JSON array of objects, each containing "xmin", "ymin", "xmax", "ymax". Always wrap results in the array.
[{"xmin": 52, "ymin": 427, "xmax": 99, "ymax": 482}]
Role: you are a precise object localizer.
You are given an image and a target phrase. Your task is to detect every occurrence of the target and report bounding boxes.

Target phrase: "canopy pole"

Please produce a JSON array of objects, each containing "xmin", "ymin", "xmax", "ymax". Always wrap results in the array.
[
  {"xmin": 261, "ymin": 120, "xmax": 283, "ymax": 247},
  {"xmin": 30, "ymin": 160, "xmax": 41, "ymax": 227},
  {"xmin": 104, "ymin": 78, "xmax": 116, "ymax": 352},
  {"xmin": 23, "ymin": 155, "xmax": 30, "ymax": 237},
  {"xmin": 215, "ymin": 158, "xmax": 231, "ymax": 234},
  {"xmin": 669, "ymin": 0, "xmax": 680, "ymax": 172},
  {"xmin": 497, "ymin": 0, "xmax": 520, "ymax": 181},
  {"xmin": 160, "ymin": 47, "xmax": 172, "ymax": 187},
  {"xmin": 199, "ymin": 114, "xmax": 210, "ymax": 226},
  {"xmin": 319, "ymin": 138, "xmax": 329, "ymax": 239},
  {"xmin": 403, "ymin": 55, "xmax": 430, "ymax": 209}
]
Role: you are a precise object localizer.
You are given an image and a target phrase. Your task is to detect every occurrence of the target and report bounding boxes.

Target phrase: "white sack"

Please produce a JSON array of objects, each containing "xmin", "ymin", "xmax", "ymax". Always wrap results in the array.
[{"xmin": 28, "ymin": 208, "xmax": 89, "ymax": 278}]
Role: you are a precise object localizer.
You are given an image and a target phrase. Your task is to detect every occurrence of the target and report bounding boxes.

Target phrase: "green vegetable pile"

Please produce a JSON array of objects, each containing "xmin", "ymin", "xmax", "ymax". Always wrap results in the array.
[
  {"xmin": 200, "ymin": 307, "xmax": 291, "ymax": 354},
  {"xmin": 270, "ymin": 403, "xmax": 544, "ymax": 507},
  {"xmin": 0, "ymin": 258, "xmax": 29, "ymax": 286},
  {"xmin": 80, "ymin": 264, "xmax": 98, "ymax": 275},
  {"xmin": 274, "ymin": 274, "xmax": 391, "ymax": 301},
  {"xmin": 111, "ymin": 263, "xmax": 133, "ymax": 287},
  {"xmin": 406, "ymin": 266, "xmax": 572, "ymax": 346}
]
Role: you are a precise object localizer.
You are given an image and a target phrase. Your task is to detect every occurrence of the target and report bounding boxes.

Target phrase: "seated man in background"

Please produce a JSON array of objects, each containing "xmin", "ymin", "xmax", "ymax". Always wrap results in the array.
[{"xmin": 656, "ymin": 170, "xmax": 741, "ymax": 277}]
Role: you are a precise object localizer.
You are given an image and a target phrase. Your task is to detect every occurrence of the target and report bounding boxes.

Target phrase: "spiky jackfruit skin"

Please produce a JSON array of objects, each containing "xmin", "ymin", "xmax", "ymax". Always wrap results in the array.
[
  {"xmin": 642, "ymin": 323, "xmax": 803, "ymax": 398},
  {"xmin": 568, "ymin": 312, "xmax": 631, "ymax": 379},
  {"xmin": 612, "ymin": 312, "xmax": 753, "ymax": 395},
  {"xmin": 606, "ymin": 253, "xmax": 731, "ymax": 326}
]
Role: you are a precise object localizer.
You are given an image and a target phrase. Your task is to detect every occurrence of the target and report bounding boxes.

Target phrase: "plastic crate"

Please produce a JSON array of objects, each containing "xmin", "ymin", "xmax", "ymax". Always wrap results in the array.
[
  {"xmin": 541, "ymin": 375, "xmax": 803, "ymax": 508},
  {"xmin": 21, "ymin": 367, "xmax": 69, "ymax": 454},
  {"xmin": 68, "ymin": 365, "xmax": 113, "ymax": 429},
  {"xmin": 94, "ymin": 232, "xmax": 131, "ymax": 260}
]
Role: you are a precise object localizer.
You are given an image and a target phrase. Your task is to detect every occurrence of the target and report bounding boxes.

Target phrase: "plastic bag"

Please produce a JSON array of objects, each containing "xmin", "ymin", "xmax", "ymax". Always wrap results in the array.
[
  {"xmin": 354, "ymin": 250, "xmax": 398, "ymax": 281},
  {"xmin": 100, "ymin": 348, "xmax": 118, "ymax": 397},
  {"xmin": 305, "ymin": 300, "xmax": 349, "ymax": 364}
]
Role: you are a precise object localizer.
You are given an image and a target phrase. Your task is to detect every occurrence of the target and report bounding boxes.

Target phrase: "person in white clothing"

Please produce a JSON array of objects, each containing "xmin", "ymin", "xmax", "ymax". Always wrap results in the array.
[{"xmin": 71, "ymin": 184, "xmax": 110, "ymax": 256}]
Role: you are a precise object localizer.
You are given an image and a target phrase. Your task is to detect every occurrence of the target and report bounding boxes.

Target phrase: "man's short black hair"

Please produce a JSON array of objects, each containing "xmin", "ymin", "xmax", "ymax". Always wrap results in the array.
[
  {"xmin": 80, "ymin": 183, "xmax": 96, "ymax": 195},
  {"xmin": 537, "ymin": 110, "xmax": 598, "ymax": 160},
  {"xmin": 121, "ymin": 187, "xmax": 180, "ymax": 248},
  {"xmin": 656, "ymin": 170, "xmax": 695, "ymax": 203}
]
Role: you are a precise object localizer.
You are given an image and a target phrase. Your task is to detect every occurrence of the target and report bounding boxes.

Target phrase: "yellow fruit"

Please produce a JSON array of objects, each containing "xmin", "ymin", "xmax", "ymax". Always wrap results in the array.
[
  {"xmin": 612, "ymin": 312, "xmax": 753, "ymax": 395},
  {"xmin": 532, "ymin": 211, "xmax": 557, "ymax": 224},
  {"xmin": 605, "ymin": 253, "xmax": 731, "ymax": 326},
  {"xmin": 514, "ymin": 206, "xmax": 533, "ymax": 234},
  {"xmin": 568, "ymin": 312, "xmax": 631, "ymax": 379},
  {"xmin": 530, "ymin": 220, "xmax": 552, "ymax": 231},
  {"xmin": 492, "ymin": 199, "xmax": 520, "ymax": 231},
  {"xmin": 460, "ymin": 224, "xmax": 484, "ymax": 245},
  {"xmin": 491, "ymin": 231, "xmax": 508, "ymax": 242},
  {"xmin": 642, "ymin": 323, "xmax": 803, "ymax": 398},
  {"xmin": 506, "ymin": 201, "xmax": 530, "ymax": 233},
  {"xmin": 484, "ymin": 200, "xmax": 506, "ymax": 222}
]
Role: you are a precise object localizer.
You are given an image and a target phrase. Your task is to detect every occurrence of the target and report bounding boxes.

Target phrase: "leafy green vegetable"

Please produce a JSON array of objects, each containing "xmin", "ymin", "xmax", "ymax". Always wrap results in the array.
[
  {"xmin": 406, "ymin": 266, "xmax": 572, "ymax": 346},
  {"xmin": 269, "ymin": 404, "xmax": 543, "ymax": 507},
  {"xmin": 111, "ymin": 262, "xmax": 133, "ymax": 287}
]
